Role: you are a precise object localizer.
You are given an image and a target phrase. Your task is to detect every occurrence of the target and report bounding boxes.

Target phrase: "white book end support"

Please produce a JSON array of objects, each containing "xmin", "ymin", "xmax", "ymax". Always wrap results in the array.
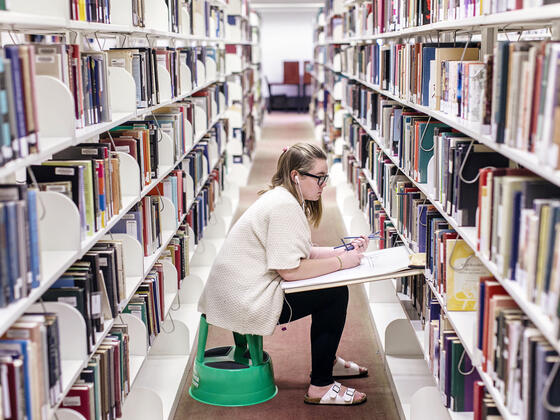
[
  {"xmin": 180, "ymin": 8, "xmax": 191, "ymax": 35},
  {"xmin": 219, "ymin": 92, "xmax": 226, "ymax": 113},
  {"xmin": 157, "ymin": 65, "xmax": 173, "ymax": 103},
  {"xmin": 29, "ymin": 301, "xmax": 87, "ymax": 382},
  {"xmin": 226, "ymin": 21, "xmax": 241, "ymax": 42},
  {"xmin": 229, "ymin": 81, "xmax": 242, "ymax": 102},
  {"xmin": 410, "ymin": 387, "xmax": 452, "ymax": 420},
  {"xmin": 184, "ymin": 119, "xmax": 194, "ymax": 150},
  {"xmin": 199, "ymin": 156, "xmax": 210, "ymax": 189},
  {"xmin": 179, "ymin": 63, "xmax": 192, "ymax": 95},
  {"xmin": 368, "ymin": 280, "xmax": 401, "ymax": 303},
  {"xmin": 225, "ymin": 107, "xmax": 242, "ymax": 128},
  {"xmin": 120, "ymin": 313, "xmax": 148, "ymax": 358},
  {"xmin": 426, "ymin": 157, "xmax": 436, "ymax": 198},
  {"xmin": 38, "ymin": 191, "xmax": 81, "ymax": 252},
  {"xmin": 187, "ymin": 225, "xmax": 196, "ymax": 259},
  {"xmin": 36, "ymin": 76, "xmax": 75, "ymax": 138},
  {"xmin": 158, "ymin": 132, "xmax": 175, "ymax": 168},
  {"xmin": 333, "ymin": 82, "xmax": 344, "ymax": 102},
  {"xmin": 333, "ymin": 54, "xmax": 342, "ymax": 72},
  {"xmin": 203, "ymin": 214, "xmax": 227, "ymax": 239},
  {"xmin": 194, "ymin": 105, "xmax": 207, "ymax": 139},
  {"xmin": 385, "ymin": 319, "xmax": 424, "ymax": 357},
  {"xmin": 226, "ymin": 54, "xmax": 242, "ymax": 73},
  {"xmin": 108, "ymin": 67, "xmax": 137, "ymax": 114},
  {"xmin": 193, "ymin": 12, "xmax": 206, "ymax": 36},
  {"xmin": 185, "ymin": 173, "xmax": 195, "ymax": 207},
  {"xmin": 160, "ymin": 197, "xmax": 178, "ymax": 231},
  {"xmin": 211, "ymin": 98, "xmax": 218, "ymax": 120},
  {"xmin": 214, "ymin": 195, "xmax": 233, "ymax": 218},
  {"xmin": 144, "ymin": 0, "xmax": 169, "ymax": 32},
  {"xmin": 350, "ymin": 211, "xmax": 370, "ymax": 235},
  {"xmin": 196, "ymin": 60, "xmax": 206, "ymax": 86},
  {"xmin": 161, "ymin": 260, "xmax": 178, "ymax": 316},
  {"xmin": 55, "ymin": 409, "xmax": 87, "ymax": 420},
  {"xmin": 10, "ymin": 0, "xmax": 69, "ymax": 18},
  {"xmin": 149, "ymin": 319, "xmax": 190, "ymax": 355},
  {"xmin": 179, "ymin": 274, "xmax": 205, "ymax": 305},
  {"xmin": 104, "ymin": 232, "xmax": 143, "ymax": 279},
  {"xmin": 190, "ymin": 239, "xmax": 217, "ymax": 267},
  {"xmin": 116, "ymin": 152, "xmax": 141, "ymax": 200},
  {"xmin": 109, "ymin": 1, "xmax": 133, "ymax": 26},
  {"xmin": 122, "ymin": 387, "xmax": 163, "ymax": 420},
  {"xmin": 205, "ymin": 57, "xmax": 217, "ymax": 82}
]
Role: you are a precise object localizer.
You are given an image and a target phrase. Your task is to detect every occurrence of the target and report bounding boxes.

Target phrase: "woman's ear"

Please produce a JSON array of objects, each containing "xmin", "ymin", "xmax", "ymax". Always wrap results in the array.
[{"xmin": 290, "ymin": 169, "xmax": 298, "ymax": 183}]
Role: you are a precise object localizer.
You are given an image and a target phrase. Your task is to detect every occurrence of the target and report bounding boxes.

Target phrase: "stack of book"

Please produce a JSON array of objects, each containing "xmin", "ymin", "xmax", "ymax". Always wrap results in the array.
[
  {"xmin": 0, "ymin": 312, "xmax": 63, "ymax": 420},
  {"xmin": 34, "ymin": 44, "xmax": 112, "ymax": 129},
  {"xmin": 44, "ymin": 237, "xmax": 129, "ymax": 347},
  {"xmin": 124, "ymin": 266, "xmax": 166, "ymax": 346},
  {"xmin": 32, "ymin": 143, "xmax": 125, "ymax": 239},
  {"xmin": 61, "ymin": 324, "xmax": 131, "ymax": 419},
  {"xmin": 69, "ymin": 0, "xmax": 111, "ymax": 23},
  {"xmin": 0, "ymin": 184, "xmax": 41, "ymax": 307},
  {"xmin": 0, "ymin": 45, "xmax": 40, "ymax": 166}
]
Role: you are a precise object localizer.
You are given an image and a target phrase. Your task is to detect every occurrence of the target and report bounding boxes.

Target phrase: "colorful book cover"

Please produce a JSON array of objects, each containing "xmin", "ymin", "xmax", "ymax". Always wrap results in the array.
[{"xmin": 445, "ymin": 239, "xmax": 489, "ymax": 311}]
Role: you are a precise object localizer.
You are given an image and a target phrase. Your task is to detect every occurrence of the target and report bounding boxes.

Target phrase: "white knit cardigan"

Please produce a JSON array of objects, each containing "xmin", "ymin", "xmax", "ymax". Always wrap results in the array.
[{"xmin": 198, "ymin": 186, "xmax": 312, "ymax": 335}]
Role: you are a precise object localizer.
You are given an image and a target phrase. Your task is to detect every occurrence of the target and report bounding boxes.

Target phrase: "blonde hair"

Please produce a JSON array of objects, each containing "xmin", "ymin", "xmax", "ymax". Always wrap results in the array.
[{"xmin": 260, "ymin": 143, "xmax": 327, "ymax": 227}]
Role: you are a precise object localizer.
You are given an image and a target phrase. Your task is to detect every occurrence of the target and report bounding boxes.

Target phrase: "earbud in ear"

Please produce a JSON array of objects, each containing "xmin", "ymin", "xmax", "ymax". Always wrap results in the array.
[{"xmin": 295, "ymin": 175, "xmax": 300, "ymax": 184}]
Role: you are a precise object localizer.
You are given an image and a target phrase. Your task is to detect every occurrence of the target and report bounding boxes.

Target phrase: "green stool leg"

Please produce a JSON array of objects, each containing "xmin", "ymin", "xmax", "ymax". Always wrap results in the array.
[
  {"xmin": 196, "ymin": 315, "xmax": 209, "ymax": 363},
  {"xmin": 232, "ymin": 332, "xmax": 248, "ymax": 363},
  {"xmin": 246, "ymin": 334, "xmax": 263, "ymax": 366}
]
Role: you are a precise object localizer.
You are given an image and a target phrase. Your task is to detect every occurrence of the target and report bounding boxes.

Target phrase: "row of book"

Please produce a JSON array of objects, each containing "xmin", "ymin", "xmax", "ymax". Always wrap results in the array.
[
  {"xmin": 357, "ymin": 164, "xmax": 560, "ymax": 419},
  {"xmin": 60, "ymin": 324, "xmax": 131, "ymax": 420},
  {"xmin": 0, "ymin": 184, "xmax": 41, "ymax": 308},
  {"xmin": 186, "ymin": 154, "xmax": 226, "ymax": 244},
  {"xmin": 30, "ymin": 143, "xmax": 124, "ymax": 239},
  {"xmin": 349, "ymin": 146, "xmax": 560, "ymax": 418},
  {"xmin": 323, "ymin": 0, "xmax": 559, "ymax": 37},
  {"xmin": 396, "ymin": 274, "xmax": 495, "ymax": 414},
  {"xmin": 2, "ymin": 228, "xmax": 189, "ymax": 419},
  {"xmin": 69, "ymin": 0, "xmax": 228, "ymax": 40},
  {"xmin": 350, "ymin": 95, "xmax": 560, "ymax": 325},
  {"xmin": 334, "ymin": 38, "xmax": 560, "ymax": 171},
  {"xmin": 69, "ymin": 0, "xmax": 111, "ymax": 23},
  {"xmin": 2, "ymin": 120, "xmax": 224, "ymax": 311},
  {"xmin": 0, "ymin": 311, "xmax": 62, "ymax": 420}
]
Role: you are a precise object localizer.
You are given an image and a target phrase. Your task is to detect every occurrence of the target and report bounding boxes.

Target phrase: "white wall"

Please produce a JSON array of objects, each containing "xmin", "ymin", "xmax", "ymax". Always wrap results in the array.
[{"xmin": 259, "ymin": 10, "xmax": 316, "ymax": 97}]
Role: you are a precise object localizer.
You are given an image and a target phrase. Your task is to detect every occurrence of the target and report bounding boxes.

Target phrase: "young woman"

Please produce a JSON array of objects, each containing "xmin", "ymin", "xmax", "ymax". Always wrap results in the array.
[{"xmin": 198, "ymin": 143, "xmax": 369, "ymax": 405}]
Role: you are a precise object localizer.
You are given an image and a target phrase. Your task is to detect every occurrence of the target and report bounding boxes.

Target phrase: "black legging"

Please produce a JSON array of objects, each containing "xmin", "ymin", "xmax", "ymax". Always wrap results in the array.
[{"xmin": 277, "ymin": 286, "xmax": 349, "ymax": 387}]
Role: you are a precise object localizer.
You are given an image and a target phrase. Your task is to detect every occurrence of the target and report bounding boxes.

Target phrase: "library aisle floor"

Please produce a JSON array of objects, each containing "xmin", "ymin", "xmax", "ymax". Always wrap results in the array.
[{"xmin": 173, "ymin": 112, "xmax": 400, "ymax": 419}]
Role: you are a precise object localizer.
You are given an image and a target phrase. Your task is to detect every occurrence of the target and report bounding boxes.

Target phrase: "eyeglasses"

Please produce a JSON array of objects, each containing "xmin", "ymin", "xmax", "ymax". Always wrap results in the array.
[{"xmin": 300, "ymin": 171, "xmax": 329, "ymax": 186}]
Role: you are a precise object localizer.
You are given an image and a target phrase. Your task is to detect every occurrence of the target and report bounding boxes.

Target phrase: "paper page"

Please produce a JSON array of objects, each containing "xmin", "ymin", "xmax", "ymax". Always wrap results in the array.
[{"xmin": 282, "ymin": 246, "xmax": 412, "ymax": 291}]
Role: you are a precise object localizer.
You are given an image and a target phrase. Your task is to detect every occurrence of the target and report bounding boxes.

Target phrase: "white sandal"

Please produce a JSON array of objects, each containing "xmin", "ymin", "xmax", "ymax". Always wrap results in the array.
[
  {"xmin": 332, "ymin": 356, "xmax": 368, "ymax": 378},
  {"xmin": 304, "ymin": 381, "xmax": 367, "ymax": 405}
]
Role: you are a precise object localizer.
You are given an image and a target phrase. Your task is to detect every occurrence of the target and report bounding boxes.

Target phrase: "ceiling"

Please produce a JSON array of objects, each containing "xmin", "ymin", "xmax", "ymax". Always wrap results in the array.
[{"xmin": 250, "ymin": 0, "xmax": 323, "ymax": 9}]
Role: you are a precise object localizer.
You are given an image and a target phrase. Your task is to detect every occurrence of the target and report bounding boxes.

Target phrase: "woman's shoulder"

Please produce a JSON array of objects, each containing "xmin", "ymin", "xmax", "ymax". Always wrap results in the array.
[{"xmin": 259, "ymin": 186, "xmax": 299, "ymax": 208}]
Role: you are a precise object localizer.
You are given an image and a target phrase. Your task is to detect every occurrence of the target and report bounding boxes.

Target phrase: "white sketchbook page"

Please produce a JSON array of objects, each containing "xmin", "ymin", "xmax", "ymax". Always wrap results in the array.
[{"xmin": 281, "ymin": 246, "xmax": 412, "ymax": 291}]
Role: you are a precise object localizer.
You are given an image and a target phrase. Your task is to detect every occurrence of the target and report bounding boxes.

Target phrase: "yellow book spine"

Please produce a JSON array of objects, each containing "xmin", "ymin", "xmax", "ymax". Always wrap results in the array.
[
  {"xmin": 535, "ymin": 205, "xmax": 551, "ymax": 305},
  {"xmin": 79, "ymin": 0, "xmax": 87, "ymax": 21},
  {"xmin": 446, "ymin": 239, "xmax": 488, "ymax": 311}
]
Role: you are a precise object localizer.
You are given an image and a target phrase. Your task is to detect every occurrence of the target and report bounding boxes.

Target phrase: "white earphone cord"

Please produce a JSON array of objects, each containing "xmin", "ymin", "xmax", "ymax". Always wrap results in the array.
[{"xmin": 295, "ymin": 176, "xmax": 306, "ymax": 212}]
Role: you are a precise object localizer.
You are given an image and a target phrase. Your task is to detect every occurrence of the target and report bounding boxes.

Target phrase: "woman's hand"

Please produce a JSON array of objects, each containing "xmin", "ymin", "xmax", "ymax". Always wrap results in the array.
[
  {"xmin": 350, "ymin": 235, "xmax": 369, "ymax": 252},
  {"xmin": 339, "ymin": 248, "xmax": 363, "ymax": 269}
]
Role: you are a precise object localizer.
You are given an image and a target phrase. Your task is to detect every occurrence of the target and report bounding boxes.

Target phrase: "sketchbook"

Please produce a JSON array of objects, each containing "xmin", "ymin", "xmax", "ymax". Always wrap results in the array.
[{"xmin": 282, "ymin": 246, "xmax": 425, "ymax": 293}]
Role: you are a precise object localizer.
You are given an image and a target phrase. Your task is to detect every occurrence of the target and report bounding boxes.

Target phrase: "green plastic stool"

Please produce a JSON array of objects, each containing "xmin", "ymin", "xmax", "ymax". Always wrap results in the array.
[{"xmin": 189, "ymin": 315, "xmax": 278, "ymax": 407}]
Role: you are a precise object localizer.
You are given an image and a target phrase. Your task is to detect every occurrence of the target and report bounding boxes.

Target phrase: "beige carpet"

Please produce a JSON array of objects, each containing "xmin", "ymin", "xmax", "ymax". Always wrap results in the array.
[{"xmin": 173, "ymin": 112, "xmax": 400, "ymax": 419}]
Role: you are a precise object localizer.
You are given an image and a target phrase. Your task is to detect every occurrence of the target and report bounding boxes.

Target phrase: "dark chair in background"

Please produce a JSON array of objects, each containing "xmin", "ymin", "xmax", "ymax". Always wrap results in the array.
[{"xmin": 265, "ymin": 76, "xmax": 288, "ymax": 112}]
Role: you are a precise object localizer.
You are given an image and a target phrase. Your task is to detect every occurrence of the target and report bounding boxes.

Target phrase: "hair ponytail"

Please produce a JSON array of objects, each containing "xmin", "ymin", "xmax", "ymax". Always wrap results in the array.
[{"xmin": 259, "ymin": 143, "xmax": 327, "ymax": 227}]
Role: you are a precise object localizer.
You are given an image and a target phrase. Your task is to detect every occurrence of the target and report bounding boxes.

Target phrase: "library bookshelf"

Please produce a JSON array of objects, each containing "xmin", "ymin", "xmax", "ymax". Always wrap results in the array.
[
  {"xmin": 315, "ymin": 1, "xmax": 560, "ymax": 420},
  {"xmin": 0, "ymin": 0, "xmax": 262, "ymax": 419}
]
